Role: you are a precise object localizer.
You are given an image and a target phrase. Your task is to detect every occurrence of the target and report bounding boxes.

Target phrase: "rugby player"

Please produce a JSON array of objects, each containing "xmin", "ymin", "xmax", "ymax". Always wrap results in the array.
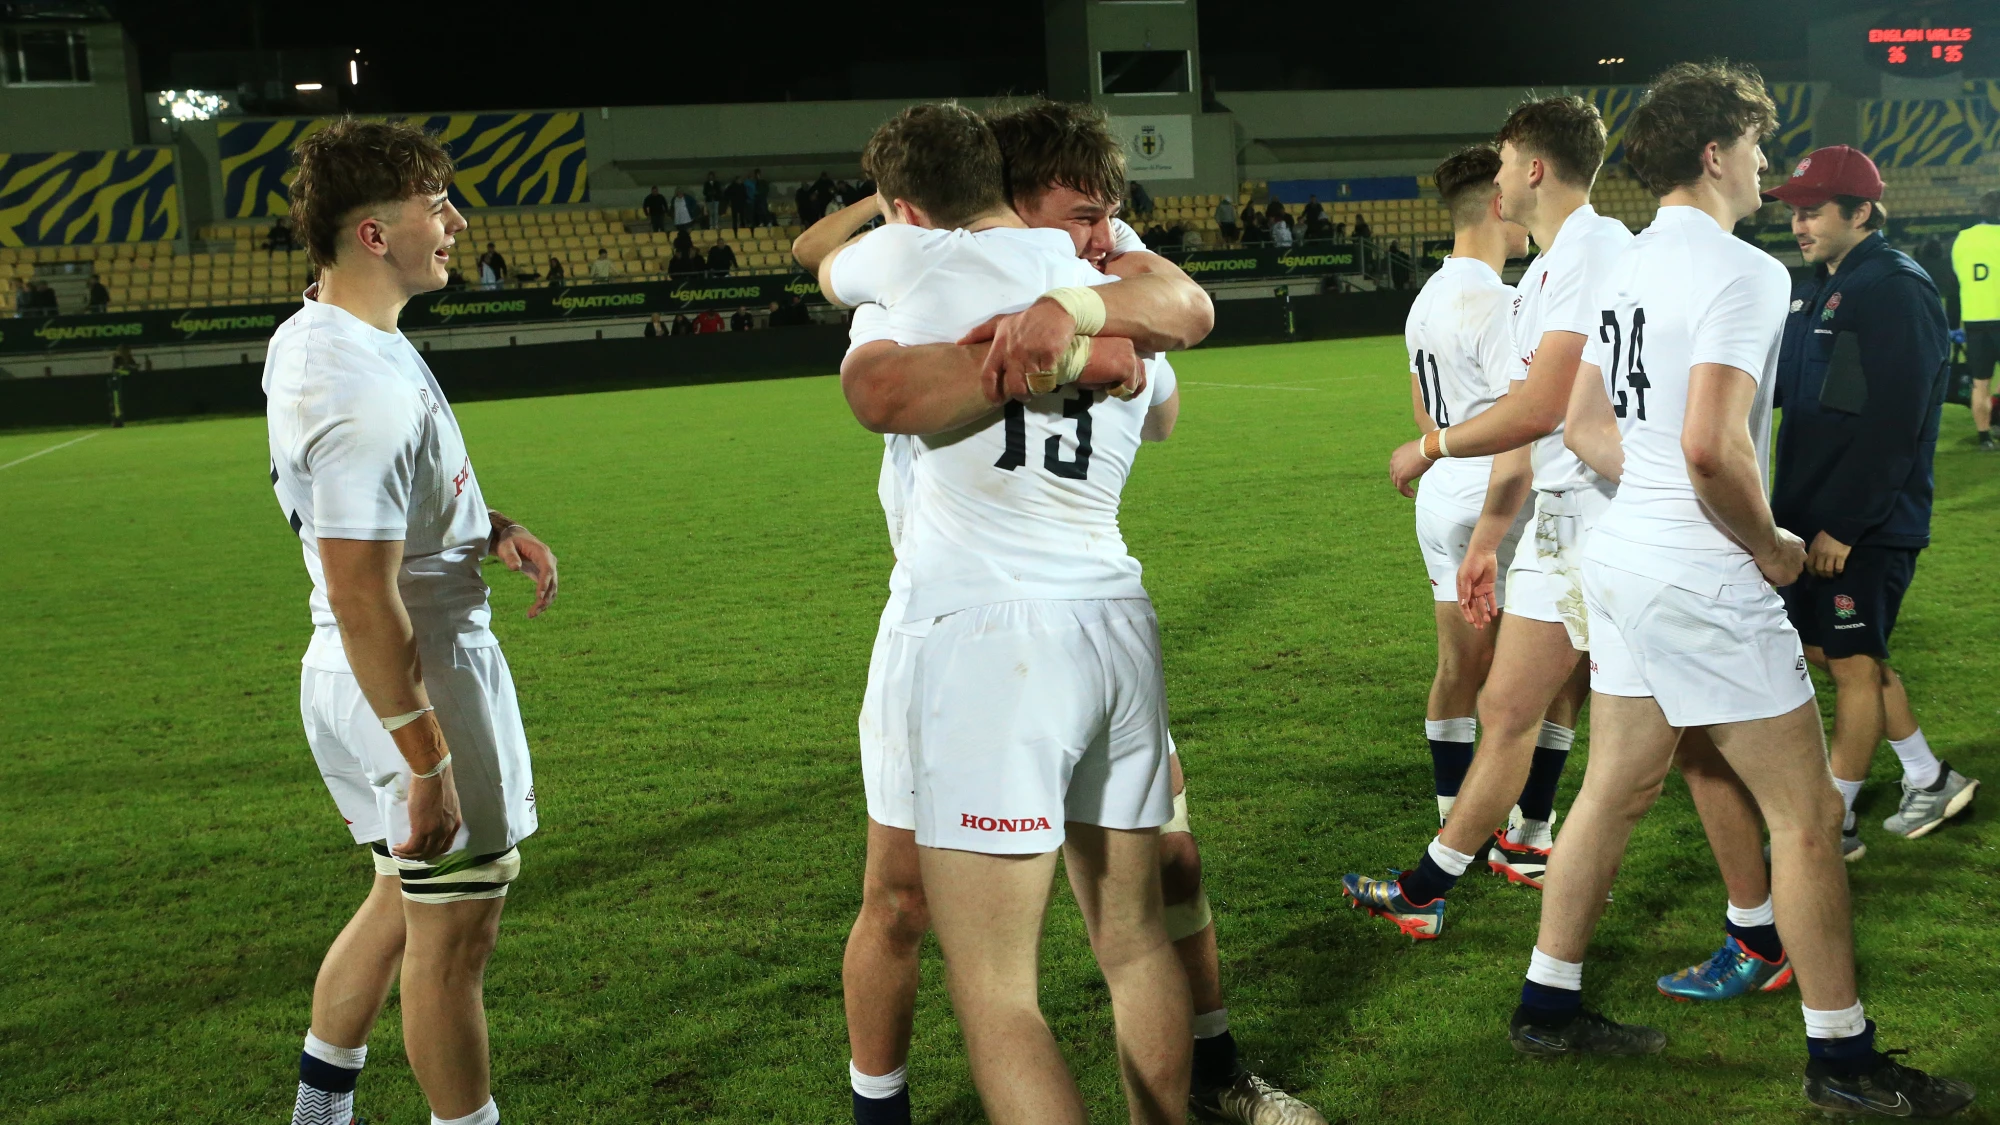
[
  {"xmin": 265, "ymin": 120, "xmax": 558, "ymax": 1125},
  {"xmin": 795, "ymin": 101, "xmax": 1323, "ymax": 1125},
  {"xmin": 1346, "ymin": 97, "xmax": 1630, "ymax": 937},
  {"xmin": 1394, "ymin": 143, "xmax": 1533, "ymax": 827},
  {"xmin": 817, "ymin": 101, "xmax": 1185, "ymax": 1125},
  {"xmin": 1519, "ymin": 62, "xmax": 1973, "ymax": 1119}
]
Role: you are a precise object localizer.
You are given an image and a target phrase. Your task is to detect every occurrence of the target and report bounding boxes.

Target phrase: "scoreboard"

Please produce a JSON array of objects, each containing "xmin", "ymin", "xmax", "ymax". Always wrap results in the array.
[{"xmin": 1865, "ymin": 21, "xmax": 1981, "ymax": 75}]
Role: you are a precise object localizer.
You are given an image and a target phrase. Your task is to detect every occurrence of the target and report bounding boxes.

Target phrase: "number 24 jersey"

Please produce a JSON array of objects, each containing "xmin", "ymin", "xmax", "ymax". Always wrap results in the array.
[
  {"xmin": 1584, "ymin": 205, "xmax": 1793, "ymax": 592},
  {"xmin": 829, "ymin": 223, "xmax": 1176, "ymax": 623}
]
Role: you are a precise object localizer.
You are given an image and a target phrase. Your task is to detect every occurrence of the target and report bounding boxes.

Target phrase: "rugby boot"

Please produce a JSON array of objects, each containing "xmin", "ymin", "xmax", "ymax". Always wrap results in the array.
[
  {"xmin": 1508, "ymin": 1005, "xmax": 1666, "ymax": 1057},
  {"xmin": 1656, "ymin": 935, "xmax": 1793, "ymax": 1001},
  {"xmin": 1340, "ymin": 871, "xmax": 1444, "ymax": 940},
  {"xmin": 1882, "ymin": 763, "xmax": 1979, "ymax": 840},
  {"xmin": 1191, "ymin": 1069, "xmax": 1329, "ymax": 1125},
  {"xmin": 1488, "ymin": 828, "xmax": 1551, "ymax": 889},
  {"xmin": 1804, "ymin": 1049, "xmax": 1976, "ymax": 1118}
]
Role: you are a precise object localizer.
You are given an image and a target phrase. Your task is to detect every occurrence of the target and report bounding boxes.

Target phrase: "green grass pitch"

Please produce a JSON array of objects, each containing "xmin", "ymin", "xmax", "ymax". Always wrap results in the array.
[{"xmin": 2, "ymin": 337, "xmax": 1994, "ymax": 1124}]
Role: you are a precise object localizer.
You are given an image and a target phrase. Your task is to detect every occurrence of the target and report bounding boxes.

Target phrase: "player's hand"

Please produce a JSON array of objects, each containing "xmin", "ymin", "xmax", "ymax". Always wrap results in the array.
[
  {"xmin": 495, "ymin": 524, "xmax": 560, "ymax": 618},
  {"xmin": 1390, "ymin": 438, "xmax": 1434, "ymax": 498},
  {"xmin": 1756, "ymin": 527, "xmax": 1808, "ymax": 588},
  {"xmin": 1457, "ymin": 548, "xmax": 1500, "ymax": 628},
  {"xmin": 1075, "ymin": 335, "xmax": 1147, "ymax": 400},
  {"xmin": 1806, "ymin": 530, "xmax": 1851, "ymax": 579},
  {"xmin": 396, "ymin": 762, "xmax": 462, "ymax": 861},
  {"xmin": 961, "ymin": 297, "xmax": 1078, "ymax": 400}
]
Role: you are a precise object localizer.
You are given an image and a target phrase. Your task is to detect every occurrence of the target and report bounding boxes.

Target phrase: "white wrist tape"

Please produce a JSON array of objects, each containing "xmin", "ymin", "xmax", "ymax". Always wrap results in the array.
[
  {"xmin": 1437, "ymin": 426, "xmax": 1453, "ymax": 458},
  {"xmin": 1026, "ymin": 334, "xmax": 1093, "ymax": 394},
  {"xmin": 1043, "ymin": 286, "xmax": 1106, "ymax": 336},
  {"xmin": 411, "ymin": 751, "xmax": 452, "ymax": 780},
  {"xmin": 381, "ymin": 706, "xmax": 434, "ymax": 732}
]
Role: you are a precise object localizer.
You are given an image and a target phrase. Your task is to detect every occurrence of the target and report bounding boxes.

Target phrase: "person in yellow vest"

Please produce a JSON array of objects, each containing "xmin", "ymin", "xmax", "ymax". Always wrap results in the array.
[{"xmin": 1949, "ymin": 189, "xmax": 2000, "ymax": 450}]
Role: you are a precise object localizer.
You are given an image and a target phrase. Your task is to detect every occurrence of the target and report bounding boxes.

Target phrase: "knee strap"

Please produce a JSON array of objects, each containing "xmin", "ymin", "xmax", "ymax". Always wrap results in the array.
[{"xmin": 1164, "ymin": 887, "xmax": 1213, "ymax": 942}]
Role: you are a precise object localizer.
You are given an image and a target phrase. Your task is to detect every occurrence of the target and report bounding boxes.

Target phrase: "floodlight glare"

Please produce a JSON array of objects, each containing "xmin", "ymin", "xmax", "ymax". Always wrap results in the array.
[
  {"xmin": 295, "ymin": 82, "xmax": 323, "ymax": 91},
  {"xmin": 155, "ymin": 89, "xmax": 231, "ymax": 122}
]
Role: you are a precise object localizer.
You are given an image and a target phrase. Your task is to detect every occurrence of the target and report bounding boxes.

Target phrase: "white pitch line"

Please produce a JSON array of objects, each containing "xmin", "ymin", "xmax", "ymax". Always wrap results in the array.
[
  {"xmin": 0, "ymin": 431, "xmax": 100, "ymax": 472},
  {"xmin": 1182, "ymin": 381, "xmax": 1318, "ymax": 391}
]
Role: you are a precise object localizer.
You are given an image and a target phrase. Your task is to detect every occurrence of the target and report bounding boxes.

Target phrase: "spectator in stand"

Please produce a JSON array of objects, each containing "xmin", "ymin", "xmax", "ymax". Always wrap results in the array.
[
  {"xmin": 479, "ymin": 243, "xmax": 508, "ymax": 289},
  {"xmin": 268, "ymin": 216, "xmax": 296, "ymax": 251},
  {"xmin": 1214, "ymin": 196, "xmax": 1238, "ymax": 246},
  {"xmin": 672, "ymin": 188, "xmax": 695, "ymax": 233},
  {"xmin": 812, "ymin": 171, "xmax": 835, "ymax": 215},
  {"xmin": 26, "ymin": 279, "xmax": 57, "ymax": 316},
  {"xmin": 673, "ymin": 227, "xmax": 695, "ymax": 256},
  {"xmin": 644, "ymin": 186, "xmax": 669, "ymax": 233},
  {"xmin": 1265, "ymin": 198, "xmax": 1290, "ymax": 225},
  {"xmin": 445, "ymin": 268, "xmax": 469, "ymax": 290},
  {"xmin": 724, "ymin": 176, "xmax": 747, "ymax": 229},
  {"xmin": 1270, "ymin": 214, "xmax": 1294, "ymax": 249},
  {"xmin": 645, "ymin": 313, "xmax": 666, "ymax": 338},
  {"xmin": 669, "ymin": 244, "xmax": 705, "ymax": 278},
  {"xmin": 857, "ymin": 176, "xmax": 875, "ymax": 200},
  {"xmin": 590, "ymin": 248, "xmax": 615, "ymax": 283},
  {"xmin": 1306, "ymin": 210, "xmax": 1336, "ymax": 243},
  {"xmin": 796, "ymin": 181, "xmax": 820, "ymax": 227},
  {"xmin": 86, "ymin": 273, "xmax": 109, "ymax": 313},
  {"xmin": 730, "ymin": 306, "xmax": 753, "ymax": 331},
  {"xmin": 704, "ymin": 172, "xmax": 723, "ymax": 229},
  {"xmin": 749, "ymin": 168, "xmax": 772, "ymax": 226},
  {"xmin": 1128, "ymin": 180, "xmax": 1154, "ymax": 220},
  {"xmin": 1388, "ymin": 240, "xmax": 1410, "ymax": 288},
  {"xmin": 694, "ymin": 308, "xmax": 724, "ymax": 333},
  {"xmin": 546, "ymin": 256, "xmax": 566, "ymax": 292},
  {"xmin": 671, "ymin": 313, "xmax": 693, "ymax": 336},
  {"xmin": 1239, "ymin": 211, "xmax": 1269, "ymax": 247},
  {"xmin": 1302, "ymin": 194, "xmax": 1324, "ymax": 228},
  {"xmin": 766, "ymin": 299, "xmax": 781, "ymax": 325},
  {"xmin": 7, "ymin": 277, "xmax": 24, "ymax": 316},
  {"xmin": 706, "ymin": 238, "xmax": 737, "ymax": 276},
  {"xmin": 1351, "ymin": 212, "xmax": 1372, "ymax": 240}
]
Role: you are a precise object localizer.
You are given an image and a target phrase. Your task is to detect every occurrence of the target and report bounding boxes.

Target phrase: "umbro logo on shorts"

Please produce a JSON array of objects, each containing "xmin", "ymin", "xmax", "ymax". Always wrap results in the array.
[{"xmin": 961, "ymin": 813, "xmax": 1054, "ymax": 833}]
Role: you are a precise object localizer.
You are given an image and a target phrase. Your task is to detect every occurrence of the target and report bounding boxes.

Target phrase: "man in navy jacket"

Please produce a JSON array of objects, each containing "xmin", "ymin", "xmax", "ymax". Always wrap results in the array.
[{"xmin": 1767, "ymin": 146, "xmax": 1978, "ymax": 854}]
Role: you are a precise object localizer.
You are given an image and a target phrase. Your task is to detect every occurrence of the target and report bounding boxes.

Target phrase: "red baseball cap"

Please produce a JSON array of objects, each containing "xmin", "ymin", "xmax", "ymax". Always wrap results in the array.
[{"xmin": 1763, "ymin": 145, "xmax": 1883, "ymax": 207}]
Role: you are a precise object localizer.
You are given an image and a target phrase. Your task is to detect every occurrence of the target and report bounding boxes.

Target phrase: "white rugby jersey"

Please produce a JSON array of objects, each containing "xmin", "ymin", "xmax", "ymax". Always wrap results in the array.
[
  {"xmin": 1512, "ymin": 204, "xmax": 1632, "ymax": 493},
  {"xmin": 1406, "ymin": 256, "xmax": 1518, "ymax": 520},
  {"xmin": 265, "ymin": 294, "xmax": 493, "ymax": 671},
  {"xmin": 1583, "ymin": 206, "xmax": 1793, "ymax": 593},
  {"xmin": 829, "ymin": 223, "xmax": 1176, "ymax": 622}
]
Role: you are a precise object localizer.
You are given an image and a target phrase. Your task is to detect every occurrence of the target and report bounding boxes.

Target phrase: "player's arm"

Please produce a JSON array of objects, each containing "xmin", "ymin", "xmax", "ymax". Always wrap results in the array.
[
  {"xmin": 843, "ymin": 335, "xmax": 1143, "ymax": 434},
  {"xmin": 1389, "ymin": 330, "xmax": 1585, "ymax": 493},
  {"xmin": 1455, "ymin": 444, "xmax": 1533, "ymax": 628},
  {"xmin": 791, "ymin": 189, "xmax": 880, "ymax": 276},
  {"xmin": 1410, "ymin": 366, "xmax": 1437, "ymax": 433},
  {"xmin": 318, "ymin": 537, "xmax": 460, "ymax": 860},
  {"xmin": 1684, "ymin": 363, "xmax": 1803, "ymax": 586},
  {"xmin": 960, "ymin": 252, "xmax": 1214, "ymax": 399},
  {"xmin": 486, "ymin": 509, "xmax": 560, "ymax": 618},
  {"xmin": 1142, "ymin": 388, "xmax": 1180, "ymax": 442},
  {"xmin": 1561, "ymin": 360, "xmax": 1624, "ymax": 483}
]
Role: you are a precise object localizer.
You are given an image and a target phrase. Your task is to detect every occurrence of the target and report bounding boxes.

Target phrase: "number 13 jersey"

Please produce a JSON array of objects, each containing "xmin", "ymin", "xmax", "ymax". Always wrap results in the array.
[
  {"xmin": 829, "ymin": 223, "xmax": 1177, "ymax": 623},
  {"xmin": 1584, "ymin": 205, "xmax": 1793, "ymax": 592}
]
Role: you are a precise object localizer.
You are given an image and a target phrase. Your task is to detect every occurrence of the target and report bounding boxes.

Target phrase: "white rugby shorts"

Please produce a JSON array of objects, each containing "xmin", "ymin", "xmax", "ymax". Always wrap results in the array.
[
  {"xmin": 1414, "ymin": 500, "xmax": 1529, "ymax": 604},
  {"xmin": 858, "ymin": 589, "xmax": 927, "ymax": 831},
  {"xmin": 1504, "ymin": 485, "xmax": 1612, "ymax": 649},
  {"xmin": 908, "ymin": 598, "xmax": 1174, "ymax": 854},
  {"xmin": 300, "ymin": 630, "xmax": 539, "ymax": 871},
  {"xmin": 1583, "ymin": 558, "xmax": 1816, "ymax": 727}
]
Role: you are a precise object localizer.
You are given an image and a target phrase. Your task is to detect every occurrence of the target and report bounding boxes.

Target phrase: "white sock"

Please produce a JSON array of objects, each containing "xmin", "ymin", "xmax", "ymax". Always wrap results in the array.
[
  {"xmin": 1425, "ymin": 717, "xmax": 1476, "ymax": 742},
  {"xmin": 1726, "ymin": 895, "xmax": 1776, "ymax": 928},
  {"xmin": 1513, "ymin": 818, "xmax": 1555, "ymax": 849},
  {"xmin": 1436, "ymin": 794, "xmax": 1456, "ymax": 822},
  {"xmin": 1526, "ymin": 947, "xmax": 1584, "ymax": 991},
  {"xmin": 1889, "ymin": 730, "xmax": 1942, "ymax": 790},
  {"xmin": 293, "ymin": 1033, "xmax": 366, "ymax": 1125},
  {"xmin": 1192, "ymin": 1008, "xmax": 1230, "ymax": 1039},
  {"xmin": 1802, "ymin": 1001, "xmax": 1867, "ymax": 1041},
  {"xmin": 1426, "ymin": 836, "xmax": 1475, "ymax": 876},
  {"xmin": 432, "ymin": 1098, "xmax": 499, "ymax": 1125},
  {"xmin": 1536, "ymin": 721, "xmax": 1577, "ymax": 752},
  {"xmin": 850, "ymin": 1061, "xmax": 908, "ymax": 1099},
  {"xmin": 1834, "ymin": 777, "xmax": 1864, "ymax": 815}
]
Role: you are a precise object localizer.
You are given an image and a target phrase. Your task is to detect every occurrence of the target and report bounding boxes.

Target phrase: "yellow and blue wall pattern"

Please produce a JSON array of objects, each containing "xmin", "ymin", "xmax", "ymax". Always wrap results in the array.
[
  {"xmin": 1860, "ymin": 81, "xmax": 2000, "ymax": 167},
  {"xmin": 1583, "ymin": 83, "xmax": 1816, "ymax": 167},
  {"xmin": 219, "ymin": 111, "xmax": 589, "ymax": 218},
  {"xmin": 0, "ymin": 148, "xmax": 179, "ymax": 246}
]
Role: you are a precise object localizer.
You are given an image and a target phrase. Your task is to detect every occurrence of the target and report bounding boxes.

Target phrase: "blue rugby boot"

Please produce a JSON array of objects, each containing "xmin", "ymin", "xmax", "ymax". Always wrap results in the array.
[
  {"xmin": 1657, "ymin": 935, "xmax": 1794, "ymax": 1001},
  {"xmin": 1341, "ymin": 871, "xmax": 1444, "ymax": 940}
]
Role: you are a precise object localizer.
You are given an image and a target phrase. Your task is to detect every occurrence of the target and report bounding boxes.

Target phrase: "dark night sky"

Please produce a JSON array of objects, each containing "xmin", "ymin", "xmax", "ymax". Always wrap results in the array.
[{"xmin": 113, "ymin": 0, "xmax": 1903, "ymax": 112}]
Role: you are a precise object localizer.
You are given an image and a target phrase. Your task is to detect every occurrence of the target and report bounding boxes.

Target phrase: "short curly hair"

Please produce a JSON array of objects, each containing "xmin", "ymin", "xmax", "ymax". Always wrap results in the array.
[
  {"xmin": 289, "ymin": 119, "xmax": 455, "ymax": 270},
  {"xmin": 1624, "ymin": 61, "xmax": 1778, "ymax": 198}
]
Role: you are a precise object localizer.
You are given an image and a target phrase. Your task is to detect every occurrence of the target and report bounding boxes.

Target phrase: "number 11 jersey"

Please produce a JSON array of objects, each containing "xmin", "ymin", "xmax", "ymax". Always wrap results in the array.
[
  {"xmin": 828, "ymin": 223, "xmax": 1177, "ymax": 623},
  {"xmin": 1584, "ymin": 205, "xmax": 1793, "ymax": 593}
]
